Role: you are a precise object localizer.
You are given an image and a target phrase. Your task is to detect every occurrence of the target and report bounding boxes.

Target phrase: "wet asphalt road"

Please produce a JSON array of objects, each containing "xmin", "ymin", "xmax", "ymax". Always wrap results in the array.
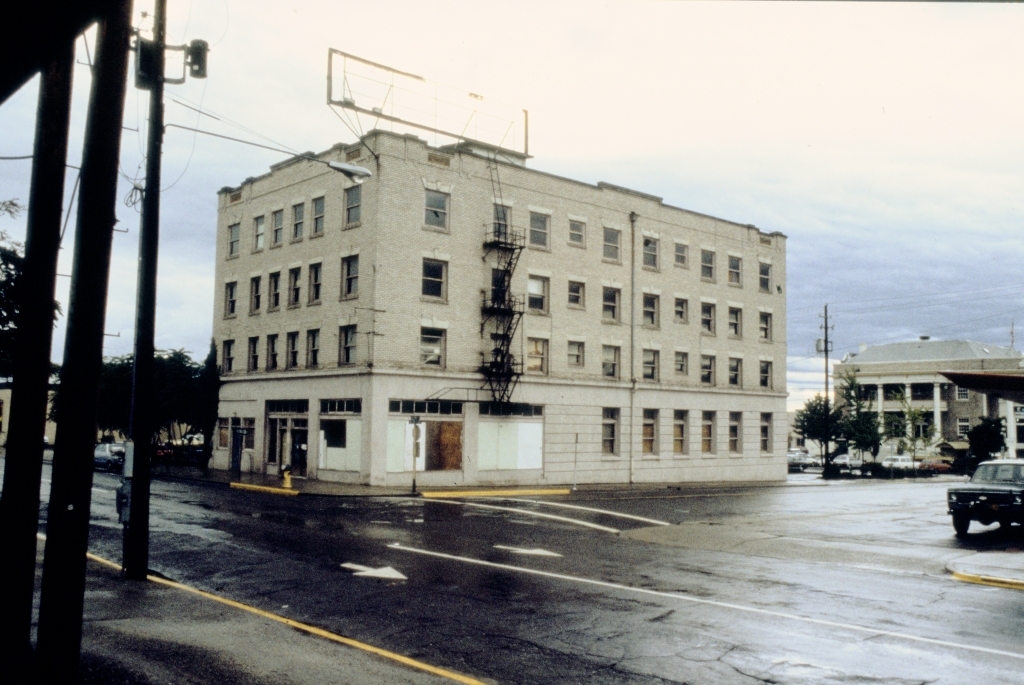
[{"xmin": 41, "ymin": 469, "xmax": 1024, "ymax": 684}]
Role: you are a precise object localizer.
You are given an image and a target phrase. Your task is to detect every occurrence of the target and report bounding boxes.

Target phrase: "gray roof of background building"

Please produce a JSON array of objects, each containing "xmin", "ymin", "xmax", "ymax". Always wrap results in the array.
[{"xmin": 844, "ymin": 340, "xmax": 1022, "ymax": 364}]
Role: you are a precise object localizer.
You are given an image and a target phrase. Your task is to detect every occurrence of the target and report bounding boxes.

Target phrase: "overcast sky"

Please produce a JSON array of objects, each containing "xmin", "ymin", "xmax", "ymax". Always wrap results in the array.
[{"xmin": 2, "ymin": 1, "xmax": 1024, "ymax": 411}]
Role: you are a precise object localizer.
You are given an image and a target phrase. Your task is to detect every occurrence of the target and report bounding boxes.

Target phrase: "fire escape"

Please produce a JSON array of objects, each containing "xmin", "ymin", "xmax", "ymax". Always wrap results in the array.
[{"xmin": 479, "ymin": 207, "xmax": 524, "ymax": 404}]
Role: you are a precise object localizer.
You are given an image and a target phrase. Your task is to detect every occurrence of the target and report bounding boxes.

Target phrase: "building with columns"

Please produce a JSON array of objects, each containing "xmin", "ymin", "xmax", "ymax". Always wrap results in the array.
[
  {"xmin": 209, "ymin": 129, "xmax": 788, "ymax": 487},
  {"xmin": 834, "ymin": 338, "xmax": 1024, "ymax": 458}
]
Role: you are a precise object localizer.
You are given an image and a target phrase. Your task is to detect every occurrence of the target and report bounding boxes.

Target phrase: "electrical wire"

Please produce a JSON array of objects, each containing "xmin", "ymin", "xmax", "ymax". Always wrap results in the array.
[
  {"xmin": 0, "ymin": 155, "xmax": 33, "ymax": 160},
  {"xmin": 162, "ymin": 78, "xmax": 208, "ymax": 192}
]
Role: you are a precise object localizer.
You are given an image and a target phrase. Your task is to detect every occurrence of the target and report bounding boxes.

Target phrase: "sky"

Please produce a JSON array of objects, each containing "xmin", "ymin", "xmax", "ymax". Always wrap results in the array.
[{"xmin": 2, "ymin": 1, "xmax": 1024, "ymax": 412}]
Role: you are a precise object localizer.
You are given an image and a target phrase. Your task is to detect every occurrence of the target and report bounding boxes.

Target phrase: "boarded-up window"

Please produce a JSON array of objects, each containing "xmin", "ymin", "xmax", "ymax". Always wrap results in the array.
[{"xmin": 427, "ymin": 421, "xmax": 463, "ymax": 471}]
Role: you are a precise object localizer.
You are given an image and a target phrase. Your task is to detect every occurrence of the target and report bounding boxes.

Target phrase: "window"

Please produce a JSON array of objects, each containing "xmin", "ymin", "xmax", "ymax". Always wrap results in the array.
[
  {"xmin": 567, "ymin": 341, "xmax": 584, "ymax": 367},
  {"xmin": 248, "ymin": 277, "xmax": 261, "ymax": 314},
  {"xmin": 759, "ymin": 361, "xmax": 773, "ymax": 389},
  {"xmin": 701, "ymin": 303, "xmax": 715, "ymax": 334},
  {"xmin": 254, "ymin": 215, "xmax": 265, "ymax": 250},
  {"xmin": 268, "ymin": 272, "xmax": 281, "ymax": 310},
  {"xmin": 527, "ymin": 275, "xmax": 548, "ymax": 312},
  {"xmin": 643, "ymin": 349, "xmax": 659, "ymax": 381},
  {"xmin": 345, "ymin": 185, "xmax": 361, "ymax": 225},
  {"xmin": 760, "ymin": 413, "xmax": 772, "ymax": 452},
  {"xmin": 286, "ymin": 332, "xmax": 299, "ymax": 368},
  {"xmin": 603, "ymin": 227, "xmax": 621, "ymax": 261},
  {"xmin": 759, "ymin": 312, "xmax": 772, "ymax": 341},
  {"xmin": 288, "ymin": 268, "xmax": 301, "ymax": 306},
  {"xmin": 392, "ymin": 399, "xmax": 464, "ymax": 415},
  {"xmin": 292, "ymin": 202, "xmax": 304, "ymax": 240},
  {"xmin": 222, "ymin": 339, "xmax": 234, "ymax": 372},
  {"xmin": 271, "ymin": 210, "xmax": 284, "ymax": 245},
  {"xmin": 569, "ymin": 220, "xmax": 585, "ymax": 246},
  {"xmin": 308, "ymin": 263, "xmax": 322, "ymax": 304},
  {"xmin": 312, "ymin": 196, "xmax": 325, "ymax": 235},
  {"xmin": 266, "ymin": 335, "xmax": 278, "ymax": 370},
  {"xmin": 603, "ymin": 287, "xmax": 620, "ymax": 322},
  {"xmin": 759, "ymin": 262, "xmax": 771, "ymax": 292},
  {"xmin": 701, "ymin": 355, "xmax": 716, "ymax": 385},
  {"xmin": 675, "ymin": 351, "xmax": 688, "ymax": 375},
  {"xmin": 728, "ymin": 358, "xmax": 742, "ymax": 387},
  {"xmin": 422, "ymin": 259, "xmax": 447, "ymax": 299},
  {"xmin": 526, "ymin": 337, "xmax": 548, "ymax": 374},
  {"xmin": 342, "ymin": 255, "xmax": 359, "ymax": 297},
  {"xmin": 529, "ymin": 212, "xmax": 549, "ymax": 247},
  {"xmin": 674, "ymin": 243, "xmax": 688, "ymax": 267},
  {"xmin": 602, "ymin": 408, "xmax": 619, "ymax": 455},
  {"xmin": 643, "ymin": 294, "xmax": 659, "ymax": 327},
  {"xmin": 420, "ymin": 327, "xmax": 445, "ymax": 366},
  {"xmin": 339, "ymin": 325, "xmax": 357, "ymax": 364},
  {"xmin": 642, "ymin": 409, "xmax": 658, "ymax": 454},
  {"xmin": 225, "ymin": 282, "xmax": 237, "ymax": 316},
  {"xmin": 729, "ymin": 412, "xmax": 742, "ymax": 453},
  {"xmin": 957, "ymin": 386, "xmax": 969, "ymax": 400},
  {"xmin": 728, "ymin": 307, "xmax": 742, "ymax": 337},
  {"xmin": 673, "ymin": 410, "xmax": 688, "ymax": 454},
  {"xmin": 602, "ymin": 345, "xmax": 620, "ymax": 378},
  {"xmin": 728, "ymin": 255, "xmax": 742, "ymax": 285},
  {"xmin": 674, "ymin": 298, "xmax": 688, "ymax": 323},
  {"xmin": 248, "ymin": 337, "xmax": 259, "ymax": 371},
  {"xmin": 568, "ymin": 281, "xmax": 585, "ymax": 307},
  {"xmin": 957, "ymin": 418, "xmax": 971, "ymax": 437},
  {"xmin": 493, "ymin": 204, "xmax": 510, "ymax": 239},
  {"xmin": 307, "ymin": 329, "xmax": 320, "ymax": 368},
  {"xmin": 425, "ymin": 190, "xmax": 449, "ymax": 228},
  {"xmin": 701, "ymin": 249, "xmax": 715, "ymax": 280},
  {"xmin": 643, "ymin": 238, "xmax": 658, "ymax": 268},
  {"xmin": 228, "ymin": 223, "xmax": 240, "ymax": 256},
  {"xmin": 702, "ymin": 411, "xmax": 716, "ymax": 453}
]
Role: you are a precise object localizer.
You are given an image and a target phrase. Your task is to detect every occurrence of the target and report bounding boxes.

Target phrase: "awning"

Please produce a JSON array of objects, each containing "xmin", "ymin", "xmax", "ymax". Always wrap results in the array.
[
  {"xmin": 935, "ymin": 440, "xmax": 970, "ymax": 451},
  {"xmin": 939, "ymin": 371, "xmax": 1024, "ymax": 405}
]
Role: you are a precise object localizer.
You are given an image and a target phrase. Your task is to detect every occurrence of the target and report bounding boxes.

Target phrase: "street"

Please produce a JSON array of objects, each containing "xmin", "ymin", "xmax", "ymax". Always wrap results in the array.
[{"xmin": 36, "ymin": 467, "xmax": 1024, "ymax": 683}]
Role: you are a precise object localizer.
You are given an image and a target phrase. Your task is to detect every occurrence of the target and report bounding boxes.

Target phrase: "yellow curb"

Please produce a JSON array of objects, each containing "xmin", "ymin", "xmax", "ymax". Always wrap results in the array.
[
  {"xmin": 952, "ymin": 571, "xmax": 1024, "ymax": 591},
  {"xmin": 422, "ymin": 488, "xmax": 571, "ymax": 499},
  {"xmin": 229, "ymin": 482, "xmax": 299, "ymax": 496},
  {"xmin": 84, "ymin": 552, "xmax": 487, "ymax": 684}
]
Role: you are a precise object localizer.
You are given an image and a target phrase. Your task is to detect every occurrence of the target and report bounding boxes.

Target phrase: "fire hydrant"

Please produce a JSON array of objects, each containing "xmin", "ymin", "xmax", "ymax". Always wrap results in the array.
[{"xmin": 281, "ymin": 464, "xmax": 293, "ymax": 490}]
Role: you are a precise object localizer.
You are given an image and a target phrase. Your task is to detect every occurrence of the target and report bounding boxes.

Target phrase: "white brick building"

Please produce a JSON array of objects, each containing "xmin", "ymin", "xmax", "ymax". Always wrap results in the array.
[{"xmin": 211, "ymin": 130, "xmax": 788, "ymax": 486}]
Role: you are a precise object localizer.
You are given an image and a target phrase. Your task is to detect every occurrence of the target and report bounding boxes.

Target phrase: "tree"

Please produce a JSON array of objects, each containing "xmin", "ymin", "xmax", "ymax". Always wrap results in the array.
[
  {"xmin": 0, "ymin": 229, "xmax": 26, "ymax": 380},
  {"xmin": 193, "ymin": 339, "xmax": 220, "ymax": 461},
  {"xmin": 965, "ymin": 416, "xmax": 1006, "ymax": 473},
  {"xmin": 794, "ymin": 394, "xmax": 844, "ymax": 464},
  {"xmin": 902, "ymin": 402, "xmax": 935, "ymax": 459},
  {"xmin": 837, "ymin": 372, "xmax": 882, "ymax": 460}
]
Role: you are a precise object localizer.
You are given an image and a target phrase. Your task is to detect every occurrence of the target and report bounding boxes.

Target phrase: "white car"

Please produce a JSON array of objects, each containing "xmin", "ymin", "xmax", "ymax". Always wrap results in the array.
[
  {"xmin": 832, "ymin": 454, "xmax": 864, "ymax": 471},
  {"xmin": 880, "ymin": 455, "xmax": 915, "ymax": 470}
]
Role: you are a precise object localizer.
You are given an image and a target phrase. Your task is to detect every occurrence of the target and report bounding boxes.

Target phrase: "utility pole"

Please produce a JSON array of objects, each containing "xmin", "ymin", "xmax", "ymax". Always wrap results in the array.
[
  {"xmin": 35, "ymin": 1, "xmax": 133, "ymax": 679},
  {"xmin": 818, "ymin": 304, "xmax": 834, "ymax": 462},
  {"xmin": 0, "ymin": 40, "xmax": 74, "ymax": 680},
  {"xmin": 123, "ymin": 0, "xmax": 167, "ymax": 581}
]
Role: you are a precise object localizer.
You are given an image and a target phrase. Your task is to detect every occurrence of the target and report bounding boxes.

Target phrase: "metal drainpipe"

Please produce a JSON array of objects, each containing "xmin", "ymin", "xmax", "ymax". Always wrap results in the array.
[{"xmin": 628, "ymin": 211, "xmax": 638, "ymax": 485}]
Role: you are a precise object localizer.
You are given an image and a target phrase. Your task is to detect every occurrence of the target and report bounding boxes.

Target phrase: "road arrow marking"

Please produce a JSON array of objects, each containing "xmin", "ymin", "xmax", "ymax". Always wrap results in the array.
[
  {"xmin": 341, "ymin": 563, "xmax": 407, "ymax": 580},
  {"xmin": 493, "ymin": 545, "xmax": 562, "ymax": 557}
]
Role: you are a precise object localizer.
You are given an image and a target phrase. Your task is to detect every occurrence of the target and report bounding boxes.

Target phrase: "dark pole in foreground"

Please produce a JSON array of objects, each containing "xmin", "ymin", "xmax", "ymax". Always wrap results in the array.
[
  {"xmin": 0, "ymin": 41, "xmax": 74, "ymax": 679},
  {"xmin": 824, "ymin": 303, "xmax": 831, "ymax": 463},
  {"xmin": 35, "ymin": 2, "xmax": 132, "ymax": 679},
  {"xmin": 124, "ymin": 0, "xmax": 167, "ymax": 581}
]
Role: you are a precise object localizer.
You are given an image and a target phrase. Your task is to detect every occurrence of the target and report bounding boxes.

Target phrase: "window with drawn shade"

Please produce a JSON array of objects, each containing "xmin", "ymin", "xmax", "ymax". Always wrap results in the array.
[
  {"xmin": 420, "ymin": 327, "xmax": 445, "ymax": 366},
  {"xmin": 527, "ymin": 275, "xmax": 548, "ymax": 312},
  {"xmin": 425, "ymin": 190, "xmax": 448, "ymax": 228}
]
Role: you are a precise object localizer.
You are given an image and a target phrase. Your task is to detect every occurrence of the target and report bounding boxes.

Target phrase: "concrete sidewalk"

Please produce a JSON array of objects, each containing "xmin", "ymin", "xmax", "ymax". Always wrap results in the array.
[
  {"xmin": 946, "ymin": 551, "xmax": 1024, "ymax": 590},
  {"xmin": 75, "ymin": 553, "xmax": 487, "ymax": 685}
]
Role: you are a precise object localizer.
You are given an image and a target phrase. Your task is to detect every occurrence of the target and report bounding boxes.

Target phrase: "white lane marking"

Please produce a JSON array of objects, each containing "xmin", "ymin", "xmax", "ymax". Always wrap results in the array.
[
  {"xmin": 499, "ymin": 498, "xmax": 671, "ymax": 526},
  {"xmin": 427, "ymin": 499, "xmax": 620, "ymax": 534},
  {"xmin": 388, "ymin": 543, "xmax": 1024, "ymax": 662},
  {"xmin": 493, "ymin": 545, "xmax": 562, "ymax": 557},
  {"xmin": 341, "ymin": 563, "xmax": 407, "ymax": 580}
]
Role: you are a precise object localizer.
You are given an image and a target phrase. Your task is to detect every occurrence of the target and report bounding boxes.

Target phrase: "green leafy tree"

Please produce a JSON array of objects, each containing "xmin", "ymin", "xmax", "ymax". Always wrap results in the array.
[
  {"xmin": 837, "ymin": 372, "xmax": 882, "ymax": 460},
  {"xmin": 966, "ymin": 416, "xmax": 1006, "ymax": 472},
  {"xmin": 193, "ymin": 339, "xmax": 221, "ymax": 460},
  {"xmin": 794, "ymin": 394, "xmax": 844, "ymax": 464},
  {"xmin": 0, "ymin": 229, "xmax": 25, "ymax": 380}
]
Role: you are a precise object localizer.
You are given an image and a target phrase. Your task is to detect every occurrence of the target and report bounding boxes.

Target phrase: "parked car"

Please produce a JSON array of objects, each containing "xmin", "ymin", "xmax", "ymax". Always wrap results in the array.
[
  {"xmin": 920, "ymin": 458, "xmax": 953, "ymax": 475},
  {"xmin": 881, "ymin": 456, "xmax": 915, "ymax": 470},
  {"xmin": 832, "ymin": 454, "xmax": 864, "ymax": 471},
  {"xmin": 787, "ymin": 450, "xmax": 815, "ymax": 472},
  {"xmin": 947, "ymin": 459, "xmax": 1024, "ymax": 535},
  {"xmin": 93, "ymin": 442, "xmax": 126, "ymax": 472}
]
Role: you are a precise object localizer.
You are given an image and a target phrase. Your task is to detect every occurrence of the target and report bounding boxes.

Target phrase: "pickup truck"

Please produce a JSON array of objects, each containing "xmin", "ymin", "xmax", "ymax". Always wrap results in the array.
[{"xmin": 947, "ymin": 459, "xmax": 1024, "ymax": 536}]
